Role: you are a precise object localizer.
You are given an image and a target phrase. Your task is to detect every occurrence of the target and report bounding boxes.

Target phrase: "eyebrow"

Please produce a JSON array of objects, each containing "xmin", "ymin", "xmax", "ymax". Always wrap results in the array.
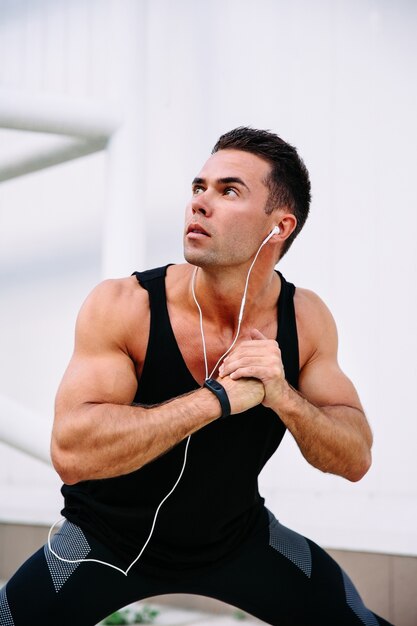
[{"xmin": 192, "ymin": 176, "xmax": 250, "ymax": 191}]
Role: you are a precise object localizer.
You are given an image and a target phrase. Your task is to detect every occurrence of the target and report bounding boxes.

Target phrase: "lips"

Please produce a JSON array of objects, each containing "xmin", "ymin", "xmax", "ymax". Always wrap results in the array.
[{"xmin": 186, "ymin": 223, "xmax": 210, "ymax": 236}]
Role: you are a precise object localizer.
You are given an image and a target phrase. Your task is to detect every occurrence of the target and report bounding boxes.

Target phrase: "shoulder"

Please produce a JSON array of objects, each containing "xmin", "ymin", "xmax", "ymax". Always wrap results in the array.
[
  {"xmin": 79, "ymin": 275, "xmax": 148, "ymax": 321},
  {"xmin": 75, "ymin": 275, "xmax": 150, "ymax": 352},
  {"xmin": 294, "ymin": 287, "xmax": 335, "ymax": 326},
  {"xmin": 293, "ymin": 287, "xmax": 338, "ymax": 367}
]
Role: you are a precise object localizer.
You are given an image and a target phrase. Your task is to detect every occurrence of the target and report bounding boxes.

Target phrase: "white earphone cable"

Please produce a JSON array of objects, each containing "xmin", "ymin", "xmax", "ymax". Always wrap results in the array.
[
  {"xmin": 48, "ymin": 227, "xmax": 276, "ymax": 574},
  {"xmin": 48, "ymin": 435, "xmax": 192, "ymax": 576},
  {"xmin": 191, "ymin": 227, "xmax": 273, "ymax": 380}
]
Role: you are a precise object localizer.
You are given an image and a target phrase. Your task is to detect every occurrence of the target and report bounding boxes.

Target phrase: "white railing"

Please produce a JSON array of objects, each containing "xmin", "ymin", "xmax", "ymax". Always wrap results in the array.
[
  {"xmin": 0, "ymin": 89, "xmax": 119, "ymax": 463},
  {"xmin": 0, "ymin": 0, "xmax": 147, "ymax": 466},
  {"xmin": 0, "ymin": 394, "xmax": 51, "ymax": 465},
  {"xmin": 0, "ymin": 88, "xmax": 120, "ymax": 182}
]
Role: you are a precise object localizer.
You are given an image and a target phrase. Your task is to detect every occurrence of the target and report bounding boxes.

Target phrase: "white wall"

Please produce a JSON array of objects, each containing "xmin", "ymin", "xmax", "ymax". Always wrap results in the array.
[{"xmin": 0, "ymin": 0, "xmax": 416, "ymax": 555}]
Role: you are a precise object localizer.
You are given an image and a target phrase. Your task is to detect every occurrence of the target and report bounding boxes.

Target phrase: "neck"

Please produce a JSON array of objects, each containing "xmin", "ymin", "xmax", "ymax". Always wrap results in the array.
[
  {"xmin": 190, "ymin": 262, "xmax": 278, "ymax": 331},
  {"xmin": 190, "ymin": 262, "xmax": 279, "ymax": 380}
]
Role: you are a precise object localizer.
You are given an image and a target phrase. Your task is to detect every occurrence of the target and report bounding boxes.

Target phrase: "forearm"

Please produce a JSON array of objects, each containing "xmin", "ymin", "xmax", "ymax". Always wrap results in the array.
[
  {"xmin": 272, "ymin": 382, "xmax": 373, "ymax": 481},
  {"xmin": 52, "ymin": 387, "xmax": 221, "ymax": 484}
]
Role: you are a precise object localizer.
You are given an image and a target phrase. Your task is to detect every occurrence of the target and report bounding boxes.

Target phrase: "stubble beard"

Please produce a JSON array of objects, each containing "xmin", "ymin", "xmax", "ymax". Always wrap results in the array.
[{"xmin": 183, "ymin": 235, "xmax": 254, "ymax": 271}]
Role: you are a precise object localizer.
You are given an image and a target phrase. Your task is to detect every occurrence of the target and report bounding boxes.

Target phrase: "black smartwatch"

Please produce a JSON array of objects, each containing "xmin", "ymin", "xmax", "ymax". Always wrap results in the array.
[{"xmin": 203, "ymin": 378, "xmax": 231, "ymax": 419}]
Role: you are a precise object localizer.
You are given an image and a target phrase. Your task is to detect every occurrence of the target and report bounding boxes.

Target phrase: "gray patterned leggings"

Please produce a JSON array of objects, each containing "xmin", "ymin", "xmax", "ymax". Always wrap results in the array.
[{"xmin": 0, "ymin": 512, "xmax": 393, "ymax": 626}]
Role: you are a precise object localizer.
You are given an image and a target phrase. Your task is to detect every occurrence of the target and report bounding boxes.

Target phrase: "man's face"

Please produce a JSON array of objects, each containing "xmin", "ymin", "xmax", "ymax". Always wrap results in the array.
[{"xmin": 183, "ymin": 149, "xmax": 273, "ymax": 269}]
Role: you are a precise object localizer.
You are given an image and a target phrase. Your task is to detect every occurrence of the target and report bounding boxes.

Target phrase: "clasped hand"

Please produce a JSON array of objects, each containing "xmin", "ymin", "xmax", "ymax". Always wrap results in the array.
[{"xmin": 218, "ymin": 329, "xmax": 287, "ymax": 409}]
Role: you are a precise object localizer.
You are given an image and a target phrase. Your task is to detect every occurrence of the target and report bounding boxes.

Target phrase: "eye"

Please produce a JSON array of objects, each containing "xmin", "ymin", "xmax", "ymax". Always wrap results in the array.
[
  {"xmin": 192, "ymin": 185, "xmax": 205, "ymax": 195},
  {"xmin": 224, "ymin": 187, "xmax": 238, "ymax": 197}
]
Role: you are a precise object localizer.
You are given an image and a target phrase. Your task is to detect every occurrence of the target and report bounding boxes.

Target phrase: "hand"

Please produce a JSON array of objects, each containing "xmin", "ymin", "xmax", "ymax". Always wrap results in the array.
[
  {"xmin": 219, "ymin": 329, "xmax": 287, "ymax": 409},
  {"xmin": 219, "ymin": 374, "xmax": 265, "ymax": 414}
]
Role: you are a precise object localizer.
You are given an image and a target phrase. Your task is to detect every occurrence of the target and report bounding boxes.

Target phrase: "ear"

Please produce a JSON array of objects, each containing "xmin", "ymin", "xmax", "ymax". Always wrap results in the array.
[{"xmin": 274, "ymin": 213, "xmax": 297, "ymax": 240}]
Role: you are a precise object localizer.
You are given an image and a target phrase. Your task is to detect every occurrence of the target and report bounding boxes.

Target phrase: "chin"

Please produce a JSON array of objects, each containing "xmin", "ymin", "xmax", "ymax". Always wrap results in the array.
[
  {"xmin": 184, "ymin": 245, "xmax": 203, "ymax": 264},
  {"xmin": 184, "ymin": 250, "xmax": 215, "ymax": 269}
]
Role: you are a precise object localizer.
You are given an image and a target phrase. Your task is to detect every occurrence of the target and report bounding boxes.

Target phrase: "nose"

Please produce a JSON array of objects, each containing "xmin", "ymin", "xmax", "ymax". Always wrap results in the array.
[{"xmin": 191, "ymin": 192, "xmax": 212, "ymax": 217}]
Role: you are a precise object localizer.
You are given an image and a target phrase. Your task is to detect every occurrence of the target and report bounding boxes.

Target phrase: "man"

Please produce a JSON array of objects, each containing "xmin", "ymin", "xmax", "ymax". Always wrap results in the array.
[{"xmin": 1, "ymin": 128, "xmax": 391, "ymax": 626}]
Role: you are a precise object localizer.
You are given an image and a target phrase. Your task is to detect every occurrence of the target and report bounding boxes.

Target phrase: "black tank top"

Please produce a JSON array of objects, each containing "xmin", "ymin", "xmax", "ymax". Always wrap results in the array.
[{"xmin": 61, "ymin": 265, "xmax": 299, "ymax": 570}]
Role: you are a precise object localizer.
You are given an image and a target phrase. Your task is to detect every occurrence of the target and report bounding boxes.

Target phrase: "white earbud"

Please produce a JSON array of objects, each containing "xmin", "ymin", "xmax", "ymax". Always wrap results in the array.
[{"xmin": 261, "ymin": 225, "xmax": 280, "ymax": 246}]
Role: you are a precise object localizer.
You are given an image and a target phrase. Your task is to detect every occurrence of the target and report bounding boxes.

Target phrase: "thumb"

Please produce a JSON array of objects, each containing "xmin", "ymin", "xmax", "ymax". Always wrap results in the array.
[{"xmin": 250, "ymin": 328, "xmax": 267, "ymax": 340}]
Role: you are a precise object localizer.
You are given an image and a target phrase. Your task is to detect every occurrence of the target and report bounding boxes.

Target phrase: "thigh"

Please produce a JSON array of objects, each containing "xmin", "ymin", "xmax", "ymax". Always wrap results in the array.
[
  {"xmin": 1, "ymin": 521, "xmax": 157, "ymax": 626},
  {"xmin": 185, "ymin": 511, "xmax": 392, "ymax": 626}
]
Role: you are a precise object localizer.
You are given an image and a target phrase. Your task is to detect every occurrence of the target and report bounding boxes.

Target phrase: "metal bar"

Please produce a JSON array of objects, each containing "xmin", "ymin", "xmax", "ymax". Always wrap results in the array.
[
  {"xmin": 0, "ymin": 135, "xmax": 107, "ymax": 182},
  {"xmin": 0, "ymin": 395, "xmax": 52, "ymax": 466},
  {"xmin": 0, "ymin": 88, "xmax": 122, "ymax": 140}
]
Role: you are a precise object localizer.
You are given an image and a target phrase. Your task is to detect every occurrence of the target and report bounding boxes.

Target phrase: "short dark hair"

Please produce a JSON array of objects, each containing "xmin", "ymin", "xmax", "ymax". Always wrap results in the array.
[{"xmin": 212, "ymin": 127, "xmax": 311, "ymax": 257}]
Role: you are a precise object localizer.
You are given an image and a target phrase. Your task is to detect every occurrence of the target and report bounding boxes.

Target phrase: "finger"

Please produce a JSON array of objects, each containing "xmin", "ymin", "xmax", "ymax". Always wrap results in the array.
[
  {"xmin": 221, "ymin": 355, "xmax": 277, "ymax": 378},
  {"xmin": 250, "ymin": 328, "xmax": 267, "ymax": 340},
  {"xmin": 230, "ymin": 366, "xmax": 262, "ymax": 380},
  {"xmin": 224, "ymin": 339, "xmax": 273, "ymax": 361}
]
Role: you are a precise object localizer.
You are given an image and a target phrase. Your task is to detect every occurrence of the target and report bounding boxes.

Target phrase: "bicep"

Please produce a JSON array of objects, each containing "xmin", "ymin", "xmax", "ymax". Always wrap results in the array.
[
  {"xmin": 298, "ymin": 356, "xmax": 363, "ymax": 411},
  {"xmin": 55, "ymin": 350, "xmax": 138, "ymax": 415},
  {"xmin": 54, "ymin": 282, "xmax": 140, "ymax": 417},
  {"xmin": 296, "ymin": 290, "xmax": 363, "ymax": 411}
]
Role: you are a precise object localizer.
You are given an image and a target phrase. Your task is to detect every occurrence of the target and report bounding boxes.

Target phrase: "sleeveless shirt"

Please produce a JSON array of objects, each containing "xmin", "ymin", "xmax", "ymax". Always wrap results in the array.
[{"xmin": 61, "ymin": 265, "xmax": 299, "ymax": 570}]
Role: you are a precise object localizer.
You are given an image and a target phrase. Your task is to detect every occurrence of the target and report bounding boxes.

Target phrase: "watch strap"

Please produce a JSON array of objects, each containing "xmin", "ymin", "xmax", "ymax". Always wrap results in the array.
[{"xmin": 203, "ymin": 378, "xmax": 231, "ymax": 419}]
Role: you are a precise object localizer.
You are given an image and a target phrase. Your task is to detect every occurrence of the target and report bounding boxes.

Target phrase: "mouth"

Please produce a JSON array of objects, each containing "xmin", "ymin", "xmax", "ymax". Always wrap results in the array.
[{"xmin": 186, "ymin": 223, "xmax": 210, "ymax": 237}]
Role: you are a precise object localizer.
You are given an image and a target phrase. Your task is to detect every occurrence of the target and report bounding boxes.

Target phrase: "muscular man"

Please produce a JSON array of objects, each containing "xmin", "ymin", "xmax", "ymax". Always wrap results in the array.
[{"xmin": 1, "ymin": 128, "xmax": 392, "ymax": 626}]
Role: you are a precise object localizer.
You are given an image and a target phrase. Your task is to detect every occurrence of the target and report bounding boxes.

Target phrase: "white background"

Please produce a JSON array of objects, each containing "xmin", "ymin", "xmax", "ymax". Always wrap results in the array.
[{"xmin": 0, "ymin": 0, "xmax": 416, "ymax": 556}]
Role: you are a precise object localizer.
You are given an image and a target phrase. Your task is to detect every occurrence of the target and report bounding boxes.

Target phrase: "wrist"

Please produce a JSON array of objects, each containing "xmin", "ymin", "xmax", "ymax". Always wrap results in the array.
[
  {"xmin": 264, "ymin": 378, "xmax": 292, "ymax": 410},
  {"xmin": 203, "ymin": 378, "xmax": 231, "ymax": 419}
]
